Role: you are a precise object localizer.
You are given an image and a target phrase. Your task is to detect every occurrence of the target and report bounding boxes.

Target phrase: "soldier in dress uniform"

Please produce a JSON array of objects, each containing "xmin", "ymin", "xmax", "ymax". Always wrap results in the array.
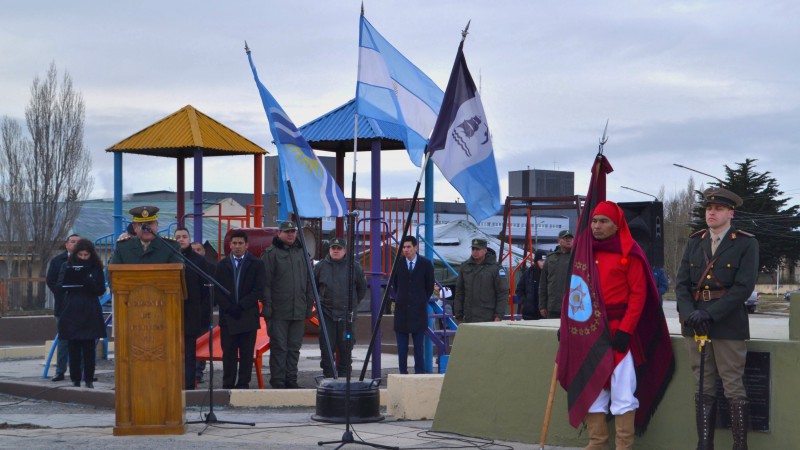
[
  {"xmin": 676, "ymin": 187, "xmax": 759, "ymax": 450},
  {"xmin": 110, "ymin": 206, "xmax": 182, "ymax": 265}
]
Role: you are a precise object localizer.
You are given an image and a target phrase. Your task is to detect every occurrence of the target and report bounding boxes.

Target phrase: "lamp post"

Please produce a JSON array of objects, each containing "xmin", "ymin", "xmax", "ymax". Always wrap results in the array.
[
  {"xmin": 672, "ymin": 164, "xmax": 727, "ymax": 186},
  {"xmin": 620, "ymin": 185, "xmax": 659, "ymax": 201}
]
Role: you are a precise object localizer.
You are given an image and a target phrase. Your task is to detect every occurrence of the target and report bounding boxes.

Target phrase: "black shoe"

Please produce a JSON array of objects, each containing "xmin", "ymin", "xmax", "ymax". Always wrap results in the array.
[
  {"xmin": 85, "ymin": 381, "xmax": 94, "ymax": 389},
  {"xmin": 286, "ymin": 381, "xmax": 300, "ymax": 389},
  {"xmin": 72, "ymin": 381, "xmax": 80, "ymax": 387},
  {"xmin": 92, "ymin": 377, "xmax": 98, "ymax": 382},
  {"xmin": 52, "ymin": 374, "xmax": 65, "ymax": 382},
  {"xmin": 270, "ymin": 383, "xmax": 286, "ymax": 389}
]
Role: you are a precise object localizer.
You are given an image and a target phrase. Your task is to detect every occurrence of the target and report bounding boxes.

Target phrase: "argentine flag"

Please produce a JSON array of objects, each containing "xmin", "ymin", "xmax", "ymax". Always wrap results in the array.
[
  {"xmin": 356, "ymin": 15, "xmax": 444, "ymax": 167},
  {"xmin": 247, "ymin": 50, "xmax": 347, "ymax": 218},
  {"xmin": 428, "ymin": 40, "xmax": 501, "ymax": 223}
]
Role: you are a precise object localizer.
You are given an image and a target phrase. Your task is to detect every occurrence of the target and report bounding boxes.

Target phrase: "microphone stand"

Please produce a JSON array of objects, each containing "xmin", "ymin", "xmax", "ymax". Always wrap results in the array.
[
  {"xmin": 141, "ymin": 225, "xmax": 255, "ymax": 433},
  {"xmin": 317, "ymin": 102, "xmax": 396, "ymax": 449}
]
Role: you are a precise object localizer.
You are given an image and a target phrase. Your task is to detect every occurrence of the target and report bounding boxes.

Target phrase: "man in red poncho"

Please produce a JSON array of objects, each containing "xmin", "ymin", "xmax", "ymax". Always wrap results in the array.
[{"xmin": 583, "ymin": 200, "xmax": 655, "ymax": 450}]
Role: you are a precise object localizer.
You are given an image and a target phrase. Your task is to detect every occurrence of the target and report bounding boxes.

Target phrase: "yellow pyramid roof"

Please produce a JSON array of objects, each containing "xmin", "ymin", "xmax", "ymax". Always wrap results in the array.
[{"xmin": 106, "ymin": 105, "xmax": 266, "ymax": 157}]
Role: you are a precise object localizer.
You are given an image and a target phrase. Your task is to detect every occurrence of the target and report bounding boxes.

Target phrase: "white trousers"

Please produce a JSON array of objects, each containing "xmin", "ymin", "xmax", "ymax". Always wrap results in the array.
[{"xmin": 588, "ymin": 351, "xmax": 639, "ymax": 415}]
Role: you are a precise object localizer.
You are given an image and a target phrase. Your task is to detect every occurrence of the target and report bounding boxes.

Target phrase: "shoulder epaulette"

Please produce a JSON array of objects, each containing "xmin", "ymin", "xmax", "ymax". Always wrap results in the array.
[
  {"xmin": 734, "ymin": 229, "xmax": 755, "ymax": 238},
  {"xmin": 116, "ymin": 235, "xmax": 133, "ymax": 242},
  {"xmin": 689, "ymin": 230, "xmax": 706, "ymax": 239},
  {"xmin": 163, "ymin": 236, "xmax": 177, "ymax": 241}
]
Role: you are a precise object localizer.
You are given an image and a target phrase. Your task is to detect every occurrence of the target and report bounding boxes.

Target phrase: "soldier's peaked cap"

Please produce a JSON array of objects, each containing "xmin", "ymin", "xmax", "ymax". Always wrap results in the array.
[
  {"xmin": 703, "ymin": 187, "xmax": 743, "ymax": 209},
  {"xmin": 129, "ymin": 206, "xmax": 159, "ymax": 222}
]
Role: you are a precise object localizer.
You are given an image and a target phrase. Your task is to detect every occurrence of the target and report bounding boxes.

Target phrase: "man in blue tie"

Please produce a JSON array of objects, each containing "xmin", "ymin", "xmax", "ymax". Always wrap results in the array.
[
  {"xmin": 391, "ymin": 236, "xmax": 434, "ymax": 374},
  {"xmin": 214, "ymin": 230, "xmax": 264, "ymax": 389}
]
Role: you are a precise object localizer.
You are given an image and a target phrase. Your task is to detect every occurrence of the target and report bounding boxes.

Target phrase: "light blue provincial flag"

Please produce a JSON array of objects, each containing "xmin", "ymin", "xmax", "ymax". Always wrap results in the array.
[
  {"xmin": 356, "ymin": 15, "xmax": 444, "ymax": 166},
  {"xmin": 428, "ymin": 41, "xmax": 501, "ymax": 223},
  {"xmin": 247, "ymin": 50, "xmax": 347, "ymax": 218}
]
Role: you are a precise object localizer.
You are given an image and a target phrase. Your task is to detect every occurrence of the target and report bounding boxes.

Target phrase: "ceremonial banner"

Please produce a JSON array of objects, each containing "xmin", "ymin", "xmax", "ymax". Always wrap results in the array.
[
  {"xmin": 556, "ymin": 153, "xmax": 674, "ymax": 431},
  {"xmin": 427, "ymin": 41, "xmax": 501, "ymax": 223},
  {"xmin": 247, "ymin": 50, "xmax": 347, "ymax": 218},
  {"xmin": 556, "ymin": 154, "xmax": 615, "ymax": 428},
  {"xmin": 356, "ymin": 15, "xmax": 444, "ymax": 166}
]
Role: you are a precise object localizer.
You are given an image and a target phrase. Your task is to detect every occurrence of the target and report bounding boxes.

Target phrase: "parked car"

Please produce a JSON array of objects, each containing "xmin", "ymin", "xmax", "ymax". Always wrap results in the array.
[
  {"xmin": 745, "ymin": 291, "xmax": 759, "ymax": 314},
  {"xmin": 784, "ymin": 289, "xmax": 800, "ymax": 301}
]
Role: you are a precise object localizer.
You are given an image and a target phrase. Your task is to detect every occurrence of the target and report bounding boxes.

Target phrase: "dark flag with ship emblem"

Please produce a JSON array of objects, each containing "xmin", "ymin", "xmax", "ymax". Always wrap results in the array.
[
  {"xmin": 556, "ymin": 153, "xmax": 615, "ymax": 428},
  {"xmin": 427, "ymin": 39, "xmax": 501, "ymax": 223}
]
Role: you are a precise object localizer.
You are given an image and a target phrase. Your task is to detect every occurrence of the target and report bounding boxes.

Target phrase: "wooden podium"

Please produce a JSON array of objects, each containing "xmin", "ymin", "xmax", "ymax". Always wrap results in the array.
[{"xmin": 108, "ymin": 264, "xmax": 186, "ymax": 436}]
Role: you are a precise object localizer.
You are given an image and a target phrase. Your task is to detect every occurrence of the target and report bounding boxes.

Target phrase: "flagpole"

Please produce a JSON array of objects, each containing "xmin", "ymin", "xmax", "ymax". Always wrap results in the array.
[
  {"xmin": 283, "ymin": 177, "xmax": 338, "ymax": 377},
  {"xmin": 539, "ymin": 362, "xmax": 558, "ymax": 450},
  {"xmin": 359, "ymin": 151, "xmax": 430, "ymax": 381}
]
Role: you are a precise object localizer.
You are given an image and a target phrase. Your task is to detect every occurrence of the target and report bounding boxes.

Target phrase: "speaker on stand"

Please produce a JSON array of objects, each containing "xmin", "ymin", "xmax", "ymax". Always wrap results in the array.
[{"xmin": 619, "ymin": 201, "xmax": 664, "ymax": 268}]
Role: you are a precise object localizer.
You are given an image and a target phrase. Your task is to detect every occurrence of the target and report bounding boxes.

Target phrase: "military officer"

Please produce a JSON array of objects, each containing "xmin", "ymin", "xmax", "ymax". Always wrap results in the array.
[
  {"xmin": 676, "ymin": 187, "xmax": 758, "ymax": 450},
  {"xmin": 110, "ymin": 206, "xmax": 182, "ymax": 264},
  {"xmin": 454, "ymin": 238, "xmax": 509, "ymax": 323}
]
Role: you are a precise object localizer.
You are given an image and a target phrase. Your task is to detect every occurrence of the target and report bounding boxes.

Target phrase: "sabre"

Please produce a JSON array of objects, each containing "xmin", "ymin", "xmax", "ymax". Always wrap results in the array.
[{"xmin": 695, "ymin": 333, "xmax": 711, "ymax": 400}]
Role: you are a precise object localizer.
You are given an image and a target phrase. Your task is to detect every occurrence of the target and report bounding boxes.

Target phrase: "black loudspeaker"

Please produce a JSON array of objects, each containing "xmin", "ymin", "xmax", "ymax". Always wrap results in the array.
[{"xmin": 619, "ymin": 201, "xmax": 664, "ymax": 268}]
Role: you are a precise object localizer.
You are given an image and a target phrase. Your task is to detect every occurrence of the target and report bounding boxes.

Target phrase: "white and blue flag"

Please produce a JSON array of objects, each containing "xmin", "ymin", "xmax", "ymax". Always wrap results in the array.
[
  {"xmin": 428, "ymin": 41, "xmax": 501, "ymax": 223},
  {"xmin": 247, "ymin": 50, "xmax": 347, "ymax": 218},
  {"xmin": 356, "ymin": 15, "xmax": 444, "ymax": 166}
]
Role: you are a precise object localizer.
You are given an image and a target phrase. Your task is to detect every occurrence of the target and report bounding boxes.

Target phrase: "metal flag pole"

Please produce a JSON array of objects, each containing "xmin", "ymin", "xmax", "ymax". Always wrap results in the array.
[
  {"xmin": 317, "ymin": 6, "xmax": 397, "ymax": 448},
  {"xmin": 282, "ymin": 178, "xmax": 338, "ymax": 379},
  {"xmin": 359, "ymin": 152, "xmax": 430, "ymax": 381},
  {"xmin": 318, "ymin": 54, "xmax": 395, "ymax": 450}
]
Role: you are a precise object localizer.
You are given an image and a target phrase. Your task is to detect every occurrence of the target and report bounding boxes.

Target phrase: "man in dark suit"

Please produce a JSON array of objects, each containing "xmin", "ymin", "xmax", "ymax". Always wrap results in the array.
[
  {"xmin": 174, "ymin": 227, "xmax": 213, "ymax": 390},
  {"xmin": 46, "ymin": 233, "xmax": 81, "ymax": 382},
  {"xmin": 391, "ymin": 236, "xmax": 434, "ymax": 374},
  {"xmin": 214, "ymin": 230, "xmax": 265, "ymax": 389}
]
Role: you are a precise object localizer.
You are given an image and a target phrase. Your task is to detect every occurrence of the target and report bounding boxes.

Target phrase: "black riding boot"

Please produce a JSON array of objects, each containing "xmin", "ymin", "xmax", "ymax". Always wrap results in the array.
[
  {"xmin": 728, "ymin": 398, "xmax": 749, "ymax": 450},
  {"xmin": 695, "ymin": 394, "xmax": 716, "ymax": 450}
]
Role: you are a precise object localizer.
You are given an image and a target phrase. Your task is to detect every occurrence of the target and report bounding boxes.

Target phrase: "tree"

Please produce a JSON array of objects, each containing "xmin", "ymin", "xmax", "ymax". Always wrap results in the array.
[
  {"xmin": 690, "ymin": 159, "xmax": 800, "ymax": 273},
  {"xmin": 662, "ymin": 177, "xmax": 700, "ymax": 282},
  {"xmin": 0, "ymin": 63, "xmax": 93, "ymax": 310}
]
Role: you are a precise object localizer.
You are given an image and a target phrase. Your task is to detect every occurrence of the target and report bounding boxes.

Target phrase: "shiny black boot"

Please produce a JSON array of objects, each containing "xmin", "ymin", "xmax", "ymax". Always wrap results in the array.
[
  {"xmin": 695, "ymin": 394, "xmax": 716, "ymax": 450},
  {"xmin": 728, "ymin": 398, "xmax": 749, "ymax": 450}
]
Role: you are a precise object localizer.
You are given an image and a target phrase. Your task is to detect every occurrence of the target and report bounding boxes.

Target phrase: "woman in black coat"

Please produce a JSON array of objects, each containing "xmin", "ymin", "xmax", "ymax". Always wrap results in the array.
[{"xmin": 56, "ymin": 239, "xmax": 107, "ymax": 388}]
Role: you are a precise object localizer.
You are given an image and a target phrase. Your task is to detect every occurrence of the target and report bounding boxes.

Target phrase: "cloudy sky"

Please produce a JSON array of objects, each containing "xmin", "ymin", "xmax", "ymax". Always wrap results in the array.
[{"xmin": 2, "ymin": 1, "xmax": 799, "ymax": 207}]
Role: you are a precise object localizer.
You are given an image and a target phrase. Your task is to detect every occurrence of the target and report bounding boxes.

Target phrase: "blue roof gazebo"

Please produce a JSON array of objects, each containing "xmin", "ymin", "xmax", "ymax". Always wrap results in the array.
[{"xmin": 299, "ymin": 98, "xmax": 437, "ymax": 377}]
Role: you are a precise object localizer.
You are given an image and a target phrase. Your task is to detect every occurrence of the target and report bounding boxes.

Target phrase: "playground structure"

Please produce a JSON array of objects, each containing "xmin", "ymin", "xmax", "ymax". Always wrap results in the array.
[
  {"xmin": 44, "ymin": 100, "xmax": 581, "ymax": 383},
  {"xmin": 498, "ymin": 196, "xmax": 584, "ymax": 318}
]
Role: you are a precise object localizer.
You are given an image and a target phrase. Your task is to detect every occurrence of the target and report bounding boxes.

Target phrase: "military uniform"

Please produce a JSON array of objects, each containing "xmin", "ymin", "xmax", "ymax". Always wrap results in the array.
[
  {"xmin": 261, "ymin": 221, "xmax": 314, "ymax": 388},
  {"xmin": 675, "ymin": 187, "xmax": 758, "ymax": 450},
  {"xmin": 110, "ymin": 236, "xmax": 182, "ymax": 264},
  {"xmin": 454, "ymin": 239, "xmax": 509, "ymax": 323},
  {"xmin": 676, "ymin": 228, "xmax": 757, "ymax": 340},
  {"xmin": 539, "ymin": 248, "xmax": 571, "ymax": 318},
  {"xmin": 109, "ymin": 206, "xmax": 182, "ymax": 265}
]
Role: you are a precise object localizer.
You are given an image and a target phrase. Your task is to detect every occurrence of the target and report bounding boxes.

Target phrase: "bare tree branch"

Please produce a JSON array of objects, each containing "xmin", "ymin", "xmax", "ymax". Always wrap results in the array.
[{"xmin": 1, "ymin": 62, "xmax": 93, "ymax": 309}]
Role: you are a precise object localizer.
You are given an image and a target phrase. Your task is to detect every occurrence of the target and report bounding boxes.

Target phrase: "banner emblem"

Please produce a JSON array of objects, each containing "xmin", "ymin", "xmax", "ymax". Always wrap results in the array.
[{"xmin": 568, "ymin": 274, "xmax": 592, "ymax": 322}]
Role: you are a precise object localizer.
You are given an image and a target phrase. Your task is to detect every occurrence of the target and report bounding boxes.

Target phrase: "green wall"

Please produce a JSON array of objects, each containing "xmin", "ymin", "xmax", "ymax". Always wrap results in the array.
[{"xmin": 433, "ymin": 319, "xmax": 800, "ymax": 449}]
